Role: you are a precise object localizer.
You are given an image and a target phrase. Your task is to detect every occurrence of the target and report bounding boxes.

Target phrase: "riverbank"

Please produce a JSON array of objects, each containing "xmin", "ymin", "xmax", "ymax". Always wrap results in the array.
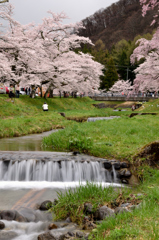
[
  {"xmin": 1, "ymin": 94, "xmax": 159, "ymax": 163},
  {"xmin": 0, "ymin": 94, "xmax": 126, "ymax": 138},
  {"xmin": 0, "ymin": 94, "xmax": 159, "ymax": 239}
]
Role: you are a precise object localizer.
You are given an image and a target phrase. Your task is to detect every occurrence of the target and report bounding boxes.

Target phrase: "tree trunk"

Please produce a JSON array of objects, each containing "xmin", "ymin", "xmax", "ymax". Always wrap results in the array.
[
  {"xmin": 30, "ymin": 90, "xmax": 35, "ymax": 98},
  {"xmin": 39, "ymin": 85, "xmax": 42, "ymax": 98},
  {"xmin": 30, "ymin": 85, "xmax": 36, "ymax": 98},
  {"xmin": 49, "ymin": 88, "xmax": 53, "ymax": 98}
]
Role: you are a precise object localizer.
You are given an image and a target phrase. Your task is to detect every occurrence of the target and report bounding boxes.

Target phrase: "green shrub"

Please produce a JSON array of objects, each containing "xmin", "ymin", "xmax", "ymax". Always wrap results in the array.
[{"xmin": 68, "ymin": 136, "xmax": 93, "ymax": 153}]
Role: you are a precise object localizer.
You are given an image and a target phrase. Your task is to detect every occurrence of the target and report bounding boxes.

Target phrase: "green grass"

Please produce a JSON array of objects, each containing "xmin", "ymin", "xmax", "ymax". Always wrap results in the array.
[
  {"xmin": 93, "ymin": 168, "xmax": 159, "ymax": 240},
  {"xmin": 1, "ymin": 94, "xmax": 159, "ymax": 239},
  {"xmin": 0, "ymin": 94, "xmax": 129, "ymax": 138},
  {"xmin": 1, "ymin": 94, "xmax": 159, "ymax": 163},
  {"xmin": 50, "ymin": 182, "xmax": 120, "ymax": 224},
  {"xmin": 49, "ymin": 168, "xmax": 159, "ymax": 240},
  {"xmin": 43, "ymin": 114, "xmax": 159, "ymax": 162}
]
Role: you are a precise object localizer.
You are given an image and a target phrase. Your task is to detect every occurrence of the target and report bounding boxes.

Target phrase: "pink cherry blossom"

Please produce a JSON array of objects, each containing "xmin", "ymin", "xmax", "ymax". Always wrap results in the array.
[
  {"xmin": 0, "ymin": 3, "xmax": 103, "ymax": 95},
  {"xmin": 131, "ymin": 0, "xmax": 159, "ymax": 93}
]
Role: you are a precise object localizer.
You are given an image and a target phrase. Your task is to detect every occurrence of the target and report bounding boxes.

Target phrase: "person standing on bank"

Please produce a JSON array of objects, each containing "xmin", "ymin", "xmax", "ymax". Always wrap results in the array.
[
  {"xmin": 42, "ymin": 102, "xmax": 48, "ymax": 111},
  {"xmin": 16, "ymin": 84, "xmax": 20, "ymax": 98}
]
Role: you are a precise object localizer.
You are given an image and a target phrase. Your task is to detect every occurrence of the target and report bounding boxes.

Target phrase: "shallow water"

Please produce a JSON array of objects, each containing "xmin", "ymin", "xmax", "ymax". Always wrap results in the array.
[
  {"xmin": 0, "ymin": 130, "xmax": 57, "ymax": 151},
  {"xmin": 2, "ymin": 220, "xmax": 50, "ymax": 240},
  {"xmin": 87, "ymin": 116, "xmax": 120, "ymax": 122},
  {"xmin": 0, "ymin": 181, "xmax": 123, "ymax": 189},
  {"xmin": 0, "ymin": 130, "xmax": 124, "ymax": 239}
]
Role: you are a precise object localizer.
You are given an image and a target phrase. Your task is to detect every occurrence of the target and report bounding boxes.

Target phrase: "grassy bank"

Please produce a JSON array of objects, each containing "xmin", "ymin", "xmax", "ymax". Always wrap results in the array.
[
  {"xmin": 43, "ymin": 98, "xmax": 159, "ymax": 162},
  {"xmin": 1, "ymin": 94, "xmax": 159, "ymax": 239},
  {"xmin": 93, "ymin": 168, "xmax": 159, "ymax": 240},
  {"xmin": 43, "ymin": 114, "xmax": 159, "ymax": 161},
  {"xmin": 1, "ymin": 94, "xmax": 159, "ymax": 163},
  {"xmin": 0, "ymin": 94, "xmax": 129, "ymax": 138},
  {"xmin": 49, "ymin": 167, "xmax": 159, "ymax": 240}
]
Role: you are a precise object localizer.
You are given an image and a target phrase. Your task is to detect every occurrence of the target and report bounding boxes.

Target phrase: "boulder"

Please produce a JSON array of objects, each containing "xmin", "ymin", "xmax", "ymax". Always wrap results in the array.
[
  {"xmin": 128, "ymin": 175, "xmax": 139, "ymax": 186},
  {"xmin": 129, "ymin": 203, "xmax": 142, "ymax": 211},
  {"xmin": 66, "ymin": 232, "xmax": 75, "ymax": 237},
  {"xmin": 120, "ymin": 203, "xmax": 130, "ymax": 208},
  {"xmin": 124, "ymin": 170, "xmax": 132, "ymax": 178},
  {"xmin": 76, "ymin": 231, "xmax": 86, "ymax": 238},
  {"xmin": 38, "ymin": 232, "xmax": 55, "ymax": 240},
  {"xmin": 114, "ymin": 207, "xmax": 130, "ymax": 215},
  {"xmin": 38, "ymin": 231, "xmax": 65, "ymax": 240},
  {"xmin": 39, "ymin": 200, "xmax": 52, "ymax": 211},
  {"xmin": 50, "ymin": 232, "xmax": 65, "ymax": 240},
  {"xmin": 65, "ymin": 217, "xmax": 72, "ymax": 223},
  {"xmin": 0, "ymin": 221, "xmax": 5, "ymax": 230},
  {"xmin": 48, "ymin": 223, "xmax": 58, "ymax": 230},
  {"xmin": 94, "ymin": 206, "xmax": 115, "ymax": 220},
  {"xmin": 113, "ymin": 162, "xmax": 121, "ymax": 170},
  {"xmin": 121, "ymin": 179, "xmax": 129, "ymax": 184},
  {"xmin": 119, "ymin": 169, "xmax": 132, "ymax": 178},
  {"xmin": 84, "ymin": 203, "xmax": 93, "ymax": 214},
  {"xmin": 120, "ymin": 162, "xmax": 130, "ymax": 168},
  {"xmin": 0, "ymin": 210, "xmax": 28, "ymax": 222},
  {"xmin": 82, "ymin": 221, "xmax": 97, "ymax": 230},
  {"xmin": 103, "ymin": 161, "xmax": 112, "ymax": 169},
  {"xmin": 0, "ymin": 210, "xmax": 16, "ymax": 221},
  {"xmin": 14, "ymin": 211, "xmax": 28, "ymax": 222},
  {"xmin": 19, "ymin": 208, "xmax": 36, "ymax": 222}
]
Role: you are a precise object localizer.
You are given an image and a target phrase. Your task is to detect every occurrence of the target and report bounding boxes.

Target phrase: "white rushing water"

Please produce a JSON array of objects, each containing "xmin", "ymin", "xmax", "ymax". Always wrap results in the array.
[
  {"xmin": 0, "ymin": 160, "xmax": 117, "ymax": 183},
  {"xmin": 2, "ymin": 220, "xmax": 50, "ymax": 240},
  {"xmin": 0, "ymin": 181, "xmax": 123, "ymax": 189}
]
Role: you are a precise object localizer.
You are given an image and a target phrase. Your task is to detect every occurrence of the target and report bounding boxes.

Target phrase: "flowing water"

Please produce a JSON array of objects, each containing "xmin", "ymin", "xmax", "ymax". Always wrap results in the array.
[
  {"xmin": 87, "ymin": 116, "xmax": 120, "ymax": 122},
  {"xmin": 0, "ymin": 130, "xmax": 57, "ymax": 151},
  {"xmin": 0, "ymin": 159, "xmax": 116, "ymax": 182},
  {"xmin": 0, "ymin": 130, "xmax": 123, "ymax": 240}
]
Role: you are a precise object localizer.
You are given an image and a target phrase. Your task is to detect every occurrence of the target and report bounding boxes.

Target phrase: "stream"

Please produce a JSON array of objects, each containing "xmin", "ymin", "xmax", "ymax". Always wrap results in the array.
[
  {"xmin": 0, "ymin": 130, "xmax": 57, "ymax": 152},
  {"xmin": 0, "ymin": 129, "xmax": 123, "ymax": 240}
]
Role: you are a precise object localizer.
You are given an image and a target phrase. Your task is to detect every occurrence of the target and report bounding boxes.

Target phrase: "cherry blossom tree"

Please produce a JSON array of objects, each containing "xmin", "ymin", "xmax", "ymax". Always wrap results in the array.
[
  {"xmin": 0, "ymin": 4, "xmax": 103, "ymax": 97},
  {"xmin": 140, "ymin": 0, "xmax": 159, "ymax": 18},
  {"xmin": 130, "ymin": 0, "xmax": 159, "ymax": 93},
  {"xmin": 109, "ymin": 80, "xmax": 133, "ymax": 94}
]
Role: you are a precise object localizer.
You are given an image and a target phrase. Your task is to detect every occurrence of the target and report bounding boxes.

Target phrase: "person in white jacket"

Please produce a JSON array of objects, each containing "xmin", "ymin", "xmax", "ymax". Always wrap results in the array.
[{"xmin": 42, "ymin": 102, "xmax": 48, "ymax": 111}]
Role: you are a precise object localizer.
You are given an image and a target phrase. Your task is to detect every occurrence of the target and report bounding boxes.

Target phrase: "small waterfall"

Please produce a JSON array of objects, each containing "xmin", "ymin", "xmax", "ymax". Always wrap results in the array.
[
  {"xmin": 2, "ymin": 220, "xmax": 50, "ymax": 240},
  {"xmin": 0, "ymin": 160, "xmax": 118, "ymax": 183},
  {"xmin": 87, "ymin": 116, "xmax": 120, "ymax": 122},
  {"xmin": 112, "ymin": 165, "xmax": 117, "ymax": 183}
]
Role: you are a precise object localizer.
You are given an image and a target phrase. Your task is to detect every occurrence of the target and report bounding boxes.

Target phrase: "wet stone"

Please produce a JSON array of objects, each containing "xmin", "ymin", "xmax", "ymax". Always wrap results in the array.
[
  {"xmin": 76, "ymin": 231, "xmax": 86, "ymax": 238},
  {"xmin": 67, "ymin": 232, "xmax": 75, "ymax": 237},
  {"xmin": 0, "ymin": 210, "xmax": 16, "ymax": 221},
  {"xmin": 84, "ymin": 203, "xmax": 93, "ymax": 214},
  {"xmin": 0, "ymin": 221, "xmax": 5, "ymax": 230},
  {"xmin": 114, "ymin": 207, "xmax": 130, "ymax": 215},
  {"xmin": 39, "ymin": 200, "xmax": 52, "ymax": 211},
  {"xmin": 120, "ymin": 162, "xmax": 130, "ymax": 168},
  {"xmin": 103, "ymin": 161, "xmax": 112, "ymax": 169},
  {"xmin": 19, "ymin": 208, "xmax": 36, "ymax": 222},
  {"xmin": 113, "ymin": 162, "xmax": 121, "ymax": 170},
  {"xmin": 94, "ymin": 206, "xmax": 115, "ymax": 220},
  {"xmin": 121, "ymin": 179, "xmax": 129, "ymax": 184},
  {"xmin": 48, "ymin": 223, "xmax": 58, "ymax": 230},
  {"xmin": 119, "ymin": 169, "xmax": 132, "ymax": 178},
  {"xmin": 121, "ymin": 203, "xmax": 130, "ymax": 207},
  {"xmin": 124, "ymin": 170, "xmax": 132, "ymax": 178}
]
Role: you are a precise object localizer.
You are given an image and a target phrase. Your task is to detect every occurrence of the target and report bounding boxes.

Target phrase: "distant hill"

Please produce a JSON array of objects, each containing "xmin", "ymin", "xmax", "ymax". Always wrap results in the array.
[{"xmin": 78, "ymin": 0, "xmax": 157, "ymax": 49}]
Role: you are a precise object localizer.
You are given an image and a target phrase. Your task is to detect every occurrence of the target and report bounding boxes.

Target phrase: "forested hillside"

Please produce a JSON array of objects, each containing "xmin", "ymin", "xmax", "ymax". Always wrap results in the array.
[{"xmin": 78, "ymin": 0, "xmax": 157, "ymax": 50}]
